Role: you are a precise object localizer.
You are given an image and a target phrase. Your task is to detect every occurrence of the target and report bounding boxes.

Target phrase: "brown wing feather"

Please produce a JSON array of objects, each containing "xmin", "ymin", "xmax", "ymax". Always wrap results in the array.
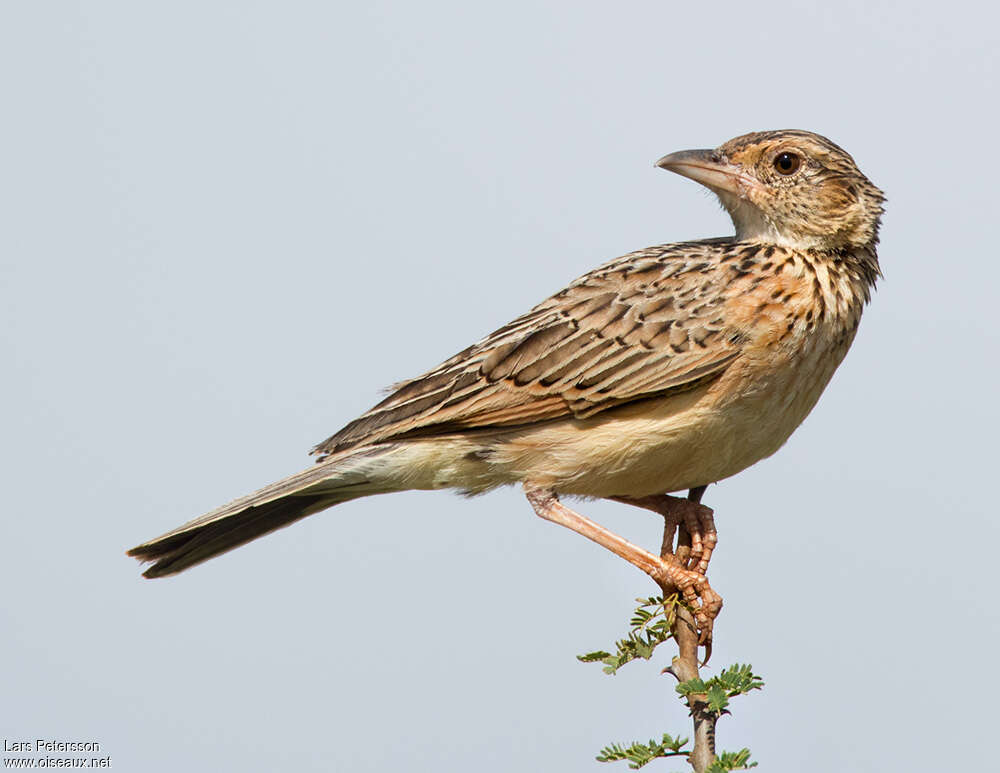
[{"xmin": 313, "ymin": 239, "xmax": 743, "ymax": 457}]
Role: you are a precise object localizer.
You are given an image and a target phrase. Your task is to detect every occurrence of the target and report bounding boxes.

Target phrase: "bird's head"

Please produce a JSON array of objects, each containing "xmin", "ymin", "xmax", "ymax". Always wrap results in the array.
[{"xmin": 657, "ymin": 130, "xmax": 885, "ymax": 251}]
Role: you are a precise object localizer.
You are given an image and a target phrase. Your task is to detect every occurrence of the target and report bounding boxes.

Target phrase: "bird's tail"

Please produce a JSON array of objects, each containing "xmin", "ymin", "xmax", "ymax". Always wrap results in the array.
[{"xmin": 127, "ymin": 444, "xmax": 404, "ymax": 578}]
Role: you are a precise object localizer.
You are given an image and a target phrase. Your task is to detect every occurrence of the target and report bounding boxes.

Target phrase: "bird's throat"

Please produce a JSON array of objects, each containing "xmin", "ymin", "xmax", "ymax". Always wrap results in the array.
[{"xmin": 714, "ymin": 191, "xmax": 781, "ymax": 244}]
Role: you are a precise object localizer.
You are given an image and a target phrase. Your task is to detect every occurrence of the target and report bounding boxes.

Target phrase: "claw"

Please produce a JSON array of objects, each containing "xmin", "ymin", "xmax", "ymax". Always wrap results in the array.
[
  {"xmin": 650, "ymin": 556, "xmax": 721, "ymax": 649},
  {"xmin": 611, "ymin": 493, "xmax": 718, "ymax": 576}
]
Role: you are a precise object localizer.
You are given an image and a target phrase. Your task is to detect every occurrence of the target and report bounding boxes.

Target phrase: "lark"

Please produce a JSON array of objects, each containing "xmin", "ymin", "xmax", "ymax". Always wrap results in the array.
[{"xmin": 129, "ymin": 130, "xmax": 884, "ymax": 641}]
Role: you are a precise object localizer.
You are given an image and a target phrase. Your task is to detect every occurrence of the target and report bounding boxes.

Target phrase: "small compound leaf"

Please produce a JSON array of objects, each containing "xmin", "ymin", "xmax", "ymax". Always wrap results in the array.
[{"xmin": 705, "ymin": 684, "xmax": 729, "ymax": 714}]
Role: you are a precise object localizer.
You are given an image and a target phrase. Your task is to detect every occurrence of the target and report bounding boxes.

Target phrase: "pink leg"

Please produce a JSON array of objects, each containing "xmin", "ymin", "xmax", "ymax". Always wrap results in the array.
[
  {"xmin": 612, "ymin": 493, "xmax": 717, "ymax": 576},
  {"xmin": 525, "ymin": 485, "xmax": 722, "ymax": 643}
]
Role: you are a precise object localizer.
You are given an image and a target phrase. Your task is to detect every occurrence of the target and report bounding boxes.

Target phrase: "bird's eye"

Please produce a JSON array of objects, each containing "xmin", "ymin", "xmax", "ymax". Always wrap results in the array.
[{"xmin": 774, "ymin": 152, "xmax": 801, "ymax": 176}]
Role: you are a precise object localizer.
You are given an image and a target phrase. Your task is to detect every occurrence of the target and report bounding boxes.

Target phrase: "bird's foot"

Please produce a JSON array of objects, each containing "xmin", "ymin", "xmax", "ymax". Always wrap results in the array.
[
  {"xmin": 525, "ymin": 485, "xmax": 721, "ymax": 645},
  {"xmin": 612, "ymin": 493, "xmax": 717, "ymax": 575},
  {"xmin": 656, "ymin": 558, "xmax": 722, "ymax": 645}
]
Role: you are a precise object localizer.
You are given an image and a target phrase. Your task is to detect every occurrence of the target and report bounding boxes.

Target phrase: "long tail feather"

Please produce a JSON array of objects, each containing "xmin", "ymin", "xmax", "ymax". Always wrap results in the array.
[{"xmin": 128, "ymin": 445, "xmax": 399, "ymax": 578}]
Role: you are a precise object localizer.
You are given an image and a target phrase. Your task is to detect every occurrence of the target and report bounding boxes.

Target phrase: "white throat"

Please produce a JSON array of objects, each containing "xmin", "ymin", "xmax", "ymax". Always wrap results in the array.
[
  {"xmin": 714, "ymin": 189, "xmax": 825, "ymax": 249},
  {"xmin": 716, "ymin": 192, "xmax": 775, "ymax": 239}
]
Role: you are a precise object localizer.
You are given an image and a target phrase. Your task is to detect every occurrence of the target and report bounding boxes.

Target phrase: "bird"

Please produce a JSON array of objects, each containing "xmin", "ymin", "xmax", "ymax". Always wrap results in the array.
[{"xmin": 128, "ymin": 129, "xmax": 884, "ymax": 641}]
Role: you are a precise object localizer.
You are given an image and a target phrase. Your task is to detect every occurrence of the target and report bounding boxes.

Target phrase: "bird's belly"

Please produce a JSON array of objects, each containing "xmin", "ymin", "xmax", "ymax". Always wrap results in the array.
[{"xmin": 490, "ymin": 334, "xmax": 854, "ymax": 497}]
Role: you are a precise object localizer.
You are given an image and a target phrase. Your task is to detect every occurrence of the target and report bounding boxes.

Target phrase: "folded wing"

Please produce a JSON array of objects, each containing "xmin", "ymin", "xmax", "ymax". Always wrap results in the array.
[{"xmin": 313, "ymin": 241, "xmax": 742, "ymax": 457}]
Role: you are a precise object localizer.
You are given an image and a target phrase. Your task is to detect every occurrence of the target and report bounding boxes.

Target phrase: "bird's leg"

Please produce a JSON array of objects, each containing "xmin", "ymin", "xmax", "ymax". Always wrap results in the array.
[
  {"xmin": 524, "ymin": 485, "xmax": 721, "ymax": 643},
  {"xmin": 610, "ymin": 486, "xmax": 717, "ymax": 576}
]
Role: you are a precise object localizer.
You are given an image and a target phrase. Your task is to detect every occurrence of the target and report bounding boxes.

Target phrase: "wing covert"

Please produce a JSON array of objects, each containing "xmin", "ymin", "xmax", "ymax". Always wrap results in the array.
[{"xmin": 313, "ymin": 240, "xmax": 742, "ymax": 457}]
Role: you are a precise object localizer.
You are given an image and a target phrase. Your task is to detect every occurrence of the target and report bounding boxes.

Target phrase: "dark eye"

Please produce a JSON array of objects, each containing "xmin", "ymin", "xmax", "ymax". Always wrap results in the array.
[{"xmin": 774, "ymin": 152, "xmax": 801, "ymax": 175}]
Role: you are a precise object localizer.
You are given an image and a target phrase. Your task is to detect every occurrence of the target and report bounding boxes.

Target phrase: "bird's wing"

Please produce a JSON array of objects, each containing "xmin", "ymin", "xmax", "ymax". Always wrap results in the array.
[{"xmin": 313, "ymin": 240, "xmax": 743, "ymax": 457}]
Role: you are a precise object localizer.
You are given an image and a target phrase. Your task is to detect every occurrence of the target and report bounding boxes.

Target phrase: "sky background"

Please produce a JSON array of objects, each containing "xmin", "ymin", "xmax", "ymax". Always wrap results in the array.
[{"xmin": 2, "ymin": 2, "xmax": 998, "ymax": 771}]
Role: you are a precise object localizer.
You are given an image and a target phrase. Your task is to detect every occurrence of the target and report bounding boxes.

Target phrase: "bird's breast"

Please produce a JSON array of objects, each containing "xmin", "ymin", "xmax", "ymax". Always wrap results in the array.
[{"xmin": 485, "ymin": 253, "xmax": 869, "ymax": 497}]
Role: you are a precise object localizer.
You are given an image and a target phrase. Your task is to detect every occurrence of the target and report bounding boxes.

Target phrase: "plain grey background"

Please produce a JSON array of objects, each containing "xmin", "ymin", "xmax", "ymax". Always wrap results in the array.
[{"xmin": 2, "ymin": 1, "xmax": 997, "ymax": 771}]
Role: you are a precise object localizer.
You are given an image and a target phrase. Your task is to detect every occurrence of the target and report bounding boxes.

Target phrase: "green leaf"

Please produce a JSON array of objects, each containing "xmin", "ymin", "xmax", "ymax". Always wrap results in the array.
[
  {"xmin": 595, "ymin": 733, "xmax": 689, "ymax": 769},
  {"xmin": 630, "ymin": 609, "xmax": 653, "ymax": 626},
  {"xmin": 705, "ymin": 684, "xmax": 729, "ymax": 714},
  {"xmin": 675, "ymin": 677, "xmax": 707, "ymax": 697},
  {"xmin": 579, "ymin": 595, "xmax": 682, "ymax": 675},
  {"xmin": 677, "ymin": 665, "xmax": 763, "ymax": 712},
  {"xmin": 714, "ymin": 664, "xmax": 765, "ymax": 696},
  {"xmin": 715, "ymin": 748, "xmax": 757, "ymax": 769}
]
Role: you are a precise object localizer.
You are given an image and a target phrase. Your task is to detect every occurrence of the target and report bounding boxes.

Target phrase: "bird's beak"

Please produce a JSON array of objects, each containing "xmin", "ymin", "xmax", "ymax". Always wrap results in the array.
[{"xmin": 655, "ymin": 149, "xmax": 751, "ymax": 198}]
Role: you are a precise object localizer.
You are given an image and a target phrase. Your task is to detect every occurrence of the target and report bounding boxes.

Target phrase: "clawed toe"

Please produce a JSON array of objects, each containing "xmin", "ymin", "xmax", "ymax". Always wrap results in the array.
[
  {"xmin": 686, "ymin": 504, "xmax": 717, "ymax": 575},
  {"xmin": 613, "ymin": 494, "xmax": 718, "ymax": 576},
  {"xmin": 651, "ymin": 555, "xmax": 722, "ymax": 647}
]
